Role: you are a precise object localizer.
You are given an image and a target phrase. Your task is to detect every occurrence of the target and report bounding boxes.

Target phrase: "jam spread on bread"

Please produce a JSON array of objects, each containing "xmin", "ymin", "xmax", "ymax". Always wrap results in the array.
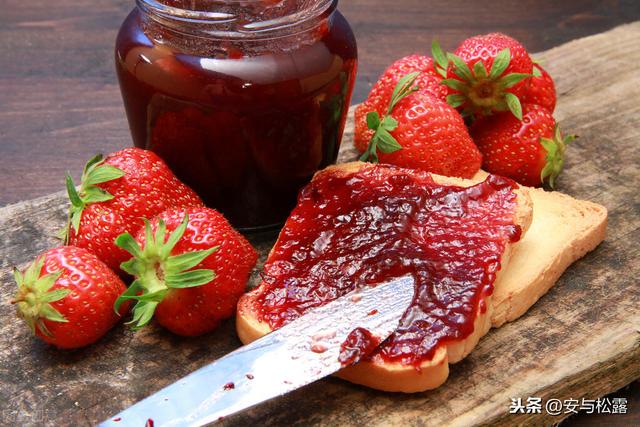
[{"xmin": 255, "ymin": 164, "xmax": 521, "ymax": 365}]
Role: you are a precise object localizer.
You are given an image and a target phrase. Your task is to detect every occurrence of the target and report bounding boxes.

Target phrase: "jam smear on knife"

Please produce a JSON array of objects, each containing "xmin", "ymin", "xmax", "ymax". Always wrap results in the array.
[
  {"xmin": 255, "ymin": 164, "xmax": 521, "ymax": 366},
  {"xmin": 339, "ymin": 327, "xmax": 381, "ymax": 366}
]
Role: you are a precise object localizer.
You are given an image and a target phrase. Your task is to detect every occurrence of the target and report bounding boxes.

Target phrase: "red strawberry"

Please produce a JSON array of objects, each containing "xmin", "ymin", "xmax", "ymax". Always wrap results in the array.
[
  {"xmin": 115, "ymin": 207, "xmax": 257, "ymax": 336},
  {"xmin": 12, "ymin": 246, "xmax": 128, "ymax": 349},
  {"xmin": 470, "ymin": 104, "xmax": 574, "ymax": 187},
  {"xmin": 356, "ymin": 74, "xmax": 481, "ymax": 178},
  {"xmin": 64, "ymin": 148, "xmax": 203, "ymax": 273},
  {"xmin": 366, "ymin": 55, "xmax": 447, "ymax": 109},
  {"xmin": 443, "ymin": 33, "xmax": 533, "ymax": 120},
  {"xmin": 354, "ymin": 55, "xmax": 447, "ymax": 150},
  {"xmin": 521, "ymin": 64, "xmax": 557, "ymax": 112}
]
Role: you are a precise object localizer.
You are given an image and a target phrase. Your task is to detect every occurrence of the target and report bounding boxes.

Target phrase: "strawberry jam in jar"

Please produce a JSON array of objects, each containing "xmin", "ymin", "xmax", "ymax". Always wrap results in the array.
[{"xmin": 115, "ymin": 0, "xmax": 357, "ymax": 230}]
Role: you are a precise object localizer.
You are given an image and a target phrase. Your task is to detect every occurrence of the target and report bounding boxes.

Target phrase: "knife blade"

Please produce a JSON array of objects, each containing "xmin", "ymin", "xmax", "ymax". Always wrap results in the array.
[{"xmin": 100, "ymin": 275, "xmax": 414, "ymax": 427}]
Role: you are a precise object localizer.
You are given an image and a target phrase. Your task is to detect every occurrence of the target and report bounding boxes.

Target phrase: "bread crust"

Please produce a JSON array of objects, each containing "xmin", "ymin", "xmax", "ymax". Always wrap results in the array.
[{"xmin": 237, "ymin": 162, "xmax": 533, "ymax": 392}]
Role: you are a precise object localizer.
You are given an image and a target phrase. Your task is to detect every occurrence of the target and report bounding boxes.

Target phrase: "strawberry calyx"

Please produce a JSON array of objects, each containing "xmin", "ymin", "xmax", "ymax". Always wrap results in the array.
[
  {"xmin": 11, "ymin": 256, "xmax": 69, "ymax": 337},
  {"xmin": 359, "ymin": 72, "xmax": 420, "ymax": 163},
  {"xmin": 114, "ymin": 214, "xmax": 218, "ymax": 330},
  {"xmin": 62, "ymin": 154, "xmax": 125, "ymax": 242},
  {"xmin": 442, "ymin": 48, "xmax": 531, "ymax": 120},
  {"xmin": 540, "ymin": 125, "xmax": 575, "ymax": 188}
]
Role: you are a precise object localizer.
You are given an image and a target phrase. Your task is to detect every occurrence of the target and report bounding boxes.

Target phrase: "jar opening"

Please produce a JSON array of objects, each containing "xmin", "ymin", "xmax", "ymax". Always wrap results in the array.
[{"xmin": 137, "ymin": 0, "xmax": 337, "ymax": 39}]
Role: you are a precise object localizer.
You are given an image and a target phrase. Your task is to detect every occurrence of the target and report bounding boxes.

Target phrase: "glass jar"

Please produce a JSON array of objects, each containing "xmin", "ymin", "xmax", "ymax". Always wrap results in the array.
[{"xmin": 115, "ymin": 0, "xmax": 357, "ymax": 230}]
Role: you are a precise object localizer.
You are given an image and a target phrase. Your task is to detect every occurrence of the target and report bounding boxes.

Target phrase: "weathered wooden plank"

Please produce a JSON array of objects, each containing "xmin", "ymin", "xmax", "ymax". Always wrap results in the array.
[{"xmin": 0, "ymin": 22, "xmax": 639, "ymax": 426}]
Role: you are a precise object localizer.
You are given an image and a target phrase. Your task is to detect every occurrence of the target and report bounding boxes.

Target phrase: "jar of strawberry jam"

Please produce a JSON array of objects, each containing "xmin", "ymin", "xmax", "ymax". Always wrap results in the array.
[{"xmin": 115, "ymin": 0, "xmax": 357, "ymax": 230}]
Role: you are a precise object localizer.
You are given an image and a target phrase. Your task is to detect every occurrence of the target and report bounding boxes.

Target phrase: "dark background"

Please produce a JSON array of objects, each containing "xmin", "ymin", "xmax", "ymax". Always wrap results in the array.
[{"xmin": 0, "ymin": 0, "xmax": 638, "ymax": 424}]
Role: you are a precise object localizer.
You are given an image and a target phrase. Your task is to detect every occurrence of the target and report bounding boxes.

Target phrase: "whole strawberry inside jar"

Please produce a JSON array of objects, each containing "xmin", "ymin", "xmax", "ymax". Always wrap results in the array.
[{"xmin": 115, "ymin": 0, "xmax": 357, "ymax": 230}]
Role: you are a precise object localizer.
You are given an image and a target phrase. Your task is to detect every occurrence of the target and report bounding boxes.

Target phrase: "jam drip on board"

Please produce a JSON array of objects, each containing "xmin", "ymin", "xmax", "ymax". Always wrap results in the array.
[{"xmin": 255, "ymin": 164, "xmax": 521, "ymax": 366}]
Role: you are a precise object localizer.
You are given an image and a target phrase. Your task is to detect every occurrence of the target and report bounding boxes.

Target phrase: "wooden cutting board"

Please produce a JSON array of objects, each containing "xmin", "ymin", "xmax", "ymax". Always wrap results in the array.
[{"xmin": 1, "ymin": 22, "xmax": 638, "ymax": 426}]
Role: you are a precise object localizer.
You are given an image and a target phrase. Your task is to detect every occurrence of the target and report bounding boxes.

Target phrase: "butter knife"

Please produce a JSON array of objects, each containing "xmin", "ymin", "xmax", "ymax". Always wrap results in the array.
[{"xmin": 101, "ymin": 275, "xmax": 414, "ymax": 426}]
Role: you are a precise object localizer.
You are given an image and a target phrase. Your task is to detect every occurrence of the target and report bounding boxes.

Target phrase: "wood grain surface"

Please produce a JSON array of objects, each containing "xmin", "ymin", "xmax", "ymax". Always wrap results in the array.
[
  {"xmin": 1, "ymin": 0, "xmax": 639, "ymax": 208},
  {"xmin": 0, "ymin": 22, "xmax": 639, "ymax": 426}
]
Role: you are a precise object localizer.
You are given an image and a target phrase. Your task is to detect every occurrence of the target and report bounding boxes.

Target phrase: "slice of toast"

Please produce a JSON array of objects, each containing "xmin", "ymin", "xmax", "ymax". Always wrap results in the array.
[
  {"xmin": 237, "ymin": 162, "xmax": 534, "ymax": 392},
  {"xmin": 491, "ymin": 187, "xmax": 608, "ymax": 327}
]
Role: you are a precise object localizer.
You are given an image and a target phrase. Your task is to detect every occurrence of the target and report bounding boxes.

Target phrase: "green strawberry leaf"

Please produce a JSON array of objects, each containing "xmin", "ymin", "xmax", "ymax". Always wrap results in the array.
[
  {"xmin": 40, "ymin": 304, "xmax": 68, "ymax": 323},
  {"xmin": 446, "ymin": 94, "xmax": 467, "ymax": 108},
  {"xmin": 165, "ymin": 247, "xmax": 218, "ymax": 273},
  {"xmin": 114, "ymin": 279, "xmax": 142, "ymax": 313},
  {"xmin": 82, "ymin": 186, "xmax": 115, "ymax": 204},
  {"xmin": 120, "ymin": 258, "xmax": 146, "ymax": 278},
  {"xmin": 165, "ymin": 270, "xmax": 216, "ymax": 289},
  {"xmin": 84, "ymin": 165, "xmax": 124, "ymax": 186},
  {"xmin": 370, "ymin": 150, "xmax": 379, "ymax": 163},
  {"xmin": 500, "ymin": 73, "xmax": 532, "ymax": 89},
  {"xmin": 24, "ymin": 255, "xmax": 45, "ymax": 286},
  {"xmin": 65, "ymin": 174, "xmax": 83, "ymax": 208},
  {"xmin": 65, "ymin": 173, "xmax": 85, "ymax": 240},
  {"xmin": 124, "ymin": 290, "xmax": 169, "ymax": 303},
  {"xmin": 388, "ymin": 71, "xmax": 420, "ymax": 114},
  {"xmin": 40, "ymin": 288, "xmax": 70, "ymax": 303},
  {"xmin": 33, "ymin": 270, "xmax": 62, "ymax": 294},
  {"xmin": 375, "ymin": 129, "xmax": 402, "ymax": 154},
  {"xmin": 142, "ymin": 220, "xmax": 154, "ymax": 255},
  {"xmin": 505, "ymin": 93, "xmax": 523, "ymax": 120},
  {"xmin": 533, "ymin": 66, "xmax": 542, "ymax": 77},
  {"xmin": 12, "ymin": 268, "xmax": 24, "ymax": 287},
  {"xmin": 366, "ymin": 111, "xmax": 381, "ymax": 130},
  {"xmin": 359, "ymin": 145, "xmax": 378, "ymax": 163},
  {"xmin": 82, "ymin": 154, "xmax": 104, "ymax": 177},
  {"xmin": 380, "ymin": 115, "xmax": 398, "ymax": 131},
  {"xmin": 441, "ymin": 78, "xmax": 468, "ymax": 93},
  {"xmin": 160, "ymin": 217, "xmax": 189, "ymax": 259},
  {"xmin": 447, "ymin": 53, "xmax": 474, "ymax": 82},
  {"xmin": 473, "ymin": 61, "xmax": 488, "ymax": 79},
  {"xmin": 35, "ymin": 319, "xmax": 52, "ymax": 337},
  {"xmin": 489, "ymin": 48, "xmax": 511, "ymax": 79},
  {"xmin": 431, "ymin": 40, "xmax": 449, "ymax": 78},
  {"xmin": 540, "ymin": 125, "xmax": 574, "ymax": 188},
  {"xmin": 127, "ymin": 301, "xmax": 159, "ymax": 330},
  {"xmin": 115, "ymin": 233, "xmax": 144, "ymax": 259},
  {"xmin": 154, "ymin": 219, "xmax": 167, "ymax": 247}
]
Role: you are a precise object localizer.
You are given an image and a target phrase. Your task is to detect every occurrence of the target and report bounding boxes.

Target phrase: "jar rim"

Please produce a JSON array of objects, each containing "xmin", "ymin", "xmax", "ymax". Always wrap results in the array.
[{"xmin": 137, "ymin": 0, "xmax": 337, "ymax": 39}]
